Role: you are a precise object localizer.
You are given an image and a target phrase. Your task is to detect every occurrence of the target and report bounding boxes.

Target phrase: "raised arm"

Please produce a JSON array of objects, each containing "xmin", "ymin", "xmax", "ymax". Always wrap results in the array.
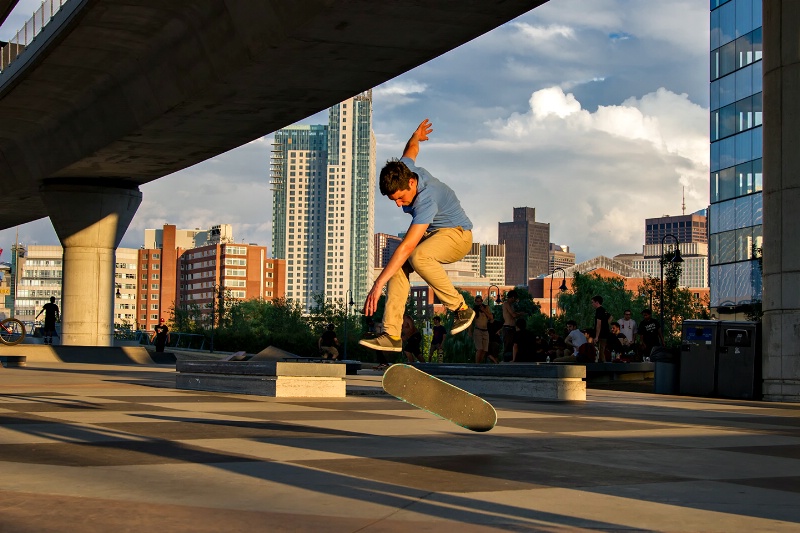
[{"xmin": 401, "ymin": 119, "xmax": 433, "ymax": 162}]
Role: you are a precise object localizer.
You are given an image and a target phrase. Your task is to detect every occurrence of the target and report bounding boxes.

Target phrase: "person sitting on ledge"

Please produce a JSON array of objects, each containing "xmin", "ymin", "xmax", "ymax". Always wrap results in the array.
[{"xmin": 554, "ymin": 328, "xmax": 597, "ymax": 363}]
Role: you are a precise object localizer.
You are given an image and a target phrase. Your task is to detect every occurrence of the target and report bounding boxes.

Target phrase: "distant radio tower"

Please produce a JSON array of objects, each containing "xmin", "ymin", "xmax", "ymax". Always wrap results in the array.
[{"xmin": 682, "ymin": 186, "xmax": 686, "ymax": 215}]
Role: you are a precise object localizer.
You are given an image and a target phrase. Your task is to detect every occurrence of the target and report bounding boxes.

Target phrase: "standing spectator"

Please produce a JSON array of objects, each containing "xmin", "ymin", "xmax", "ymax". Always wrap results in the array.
[
  {"xmin": 318, "ymin": 323, "xmax": 340, "ymax": 360},
  {"xmin": 502, "ymin": 290, "xmax": 524, "ymax": 361},
  {"xmin": 511, "ymin": 318, "xmax": 535, "ymax": 362},
  {"xmin": 638, "ymin": 308, "xmax": 664, "ymax": 358},
  {"xmin": 35, "ymin": 296, "xmax": 59, "ymax": 345},
  {"xmin": 429, "ymin": 316, "xmax": 446, "ymax": 363},
  {"xmin": 402, "ymin": 314, "xmax": 425, "ymax": 364},
  {"xmin": 151, "ymin": 318, "xmax": 170, "ymax": 353},
  {"xmin": 366, "ymin": 318, "xmax": 392, "ymax": 370},
  {"xmin": 471, "ymin": 295, "xmax": 494, "ymax": 364},
  {"xmin": 618, "ymin": 309, "xmax": 637, "ymax": 345},
  {"xmin": 486, "ymin": 319, "xmax": 502, "ymax": 364},
  {"xmin": 591, "ymin": 295, "xmax": 613, "ymax": 362}
]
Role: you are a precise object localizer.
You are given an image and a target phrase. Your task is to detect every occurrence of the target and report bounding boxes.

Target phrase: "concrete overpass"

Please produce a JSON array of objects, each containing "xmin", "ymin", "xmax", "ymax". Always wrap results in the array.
[
  {"xmin": 0, "ymin": 1, "xmax": 19, "ymax": 25},
  {"xmin": 1, "ymin": 1, "xmax": 798, "ymax": 402},
  {"xmin": 0, "ymin": 0, "xmax": 545, "ymax": 346}
]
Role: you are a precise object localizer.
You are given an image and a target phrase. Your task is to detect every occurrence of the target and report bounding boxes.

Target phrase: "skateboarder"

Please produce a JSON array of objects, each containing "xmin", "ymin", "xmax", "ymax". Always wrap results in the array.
[{"xmin": 361, "ymin": 119, "xmax": 475, "ymax": 352}]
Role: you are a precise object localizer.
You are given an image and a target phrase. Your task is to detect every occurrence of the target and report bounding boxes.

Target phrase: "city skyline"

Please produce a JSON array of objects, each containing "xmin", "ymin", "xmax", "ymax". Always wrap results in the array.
[{"xmin": 0, "ymin": 0, "xmax": 710, "ymax": 266}]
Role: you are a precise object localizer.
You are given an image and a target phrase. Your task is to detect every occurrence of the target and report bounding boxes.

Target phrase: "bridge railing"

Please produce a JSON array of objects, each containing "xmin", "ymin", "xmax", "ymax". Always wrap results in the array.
[{"xmin": 1, "ymin": 0, "xmax": 69, "ymax": 71}]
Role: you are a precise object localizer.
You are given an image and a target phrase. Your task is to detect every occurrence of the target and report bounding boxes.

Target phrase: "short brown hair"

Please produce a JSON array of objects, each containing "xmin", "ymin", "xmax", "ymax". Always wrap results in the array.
[{"xmin": 379, "ymin": 159, "xmax": 416, "ymax": 196}]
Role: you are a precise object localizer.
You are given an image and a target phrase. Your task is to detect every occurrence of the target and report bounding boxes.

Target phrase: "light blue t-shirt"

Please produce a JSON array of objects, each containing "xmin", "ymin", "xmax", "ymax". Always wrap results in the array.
[{"xmin": 400, "ymin": 157, "xmax": 472, "ymax": 231}]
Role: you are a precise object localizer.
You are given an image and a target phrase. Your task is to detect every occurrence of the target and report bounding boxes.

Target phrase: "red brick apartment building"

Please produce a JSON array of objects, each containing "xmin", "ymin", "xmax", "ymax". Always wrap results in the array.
[{"xmin": 137, "ymin": 225, "xmax": 285, "ymax": 332}]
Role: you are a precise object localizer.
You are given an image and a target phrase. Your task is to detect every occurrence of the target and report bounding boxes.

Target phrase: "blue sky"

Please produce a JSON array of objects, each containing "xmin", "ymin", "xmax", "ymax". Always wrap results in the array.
[{"xmin": 0, "ymin": 0, "xmax": 710, "ymax": 263}]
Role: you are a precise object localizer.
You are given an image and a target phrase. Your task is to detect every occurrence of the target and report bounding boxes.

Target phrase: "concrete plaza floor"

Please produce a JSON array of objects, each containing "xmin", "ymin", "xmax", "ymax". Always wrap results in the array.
[{"xmin": 1, "ymin": 362, "xmax": 799, "ymax": 532}]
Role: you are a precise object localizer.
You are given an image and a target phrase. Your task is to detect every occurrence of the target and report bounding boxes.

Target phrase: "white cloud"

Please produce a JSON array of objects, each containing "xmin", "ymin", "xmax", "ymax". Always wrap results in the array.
[
  {"xmin": 511, "ymin": 22, "xmax": 575, "ymax": 43},
  {"xmin": 398, "ymin": 85, "xmax": 709, "ymax": 260},
  {"xmin": 373, "ymin": 79, "xmax": 428, "ymax": 108},
  {"xmin": 1, "ymin": 0, "xmax": 712, "ymax": 271}
]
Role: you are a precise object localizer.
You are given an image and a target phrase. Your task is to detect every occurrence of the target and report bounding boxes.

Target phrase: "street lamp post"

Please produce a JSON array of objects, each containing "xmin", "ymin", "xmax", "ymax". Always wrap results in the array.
[
  {"xmin": 209, "ymin": 284, "xmax": 220, "ymax": 353},
  {"xmin": 549, "ymin": 267, "xmax": 568, "ymax": 328},
  {"xmin": 660, "ymin": 234, "xmax": 684, "ymax": 342},
  {"xmin": 488, "ymin": 284, "xmax": 503, "ymax": 305},
  {"xmin": 343, "ymin": 289, "xmax": 354, "ymax": 359}
]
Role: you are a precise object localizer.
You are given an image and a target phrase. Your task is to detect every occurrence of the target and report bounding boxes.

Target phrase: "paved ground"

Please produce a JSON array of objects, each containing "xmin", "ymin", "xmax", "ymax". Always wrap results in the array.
[{"xmin": 1, "ymin": 362, "xmax": 799, "ymax": 532}]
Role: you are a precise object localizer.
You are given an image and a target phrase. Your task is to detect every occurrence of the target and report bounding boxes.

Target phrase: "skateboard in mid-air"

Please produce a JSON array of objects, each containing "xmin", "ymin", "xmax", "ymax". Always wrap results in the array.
[{"xmin": 382, "ymin": 364, "xmax": 497, "ymax": 432}]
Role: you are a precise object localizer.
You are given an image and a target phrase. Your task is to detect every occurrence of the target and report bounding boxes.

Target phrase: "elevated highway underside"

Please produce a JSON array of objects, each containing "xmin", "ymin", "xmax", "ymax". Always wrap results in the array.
[{"xmin": 0, "ymin": 0, "xmax": 543, "ymax": 229}]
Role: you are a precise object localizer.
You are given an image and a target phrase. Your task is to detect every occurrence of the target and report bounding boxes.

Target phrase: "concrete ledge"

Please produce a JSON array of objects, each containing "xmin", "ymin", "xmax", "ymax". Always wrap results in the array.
[
  {"xmin": 0, "ymin": 344, "xmax": 154, "ymax": 364},
  {"xmin": 175, "ymin": 360, "xmax": 346, "ymax": 397},
  {"xmin": 415, "ymin": 363, "xmax": 585, "ymax": 379},
  {"xmin": 176, "ymin": 360, "xmax": 346, "ymax": 377},
  {"xmin": 176, "ymin": 374, "xmax": 346, "ymax": 397},
  {"xmin": 413, "ymin": 363, "xmax": 586, "ymax": 401}
]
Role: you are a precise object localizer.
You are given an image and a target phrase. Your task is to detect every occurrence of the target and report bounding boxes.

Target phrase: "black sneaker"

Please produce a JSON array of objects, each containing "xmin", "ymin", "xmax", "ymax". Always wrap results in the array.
[
  {"xmin": 451, "ymin": 306, "xmax": 475, "ymax": 335},
  {"xmin": 359, "ymin": 333, "xmax": 403, "ymax": 352}
]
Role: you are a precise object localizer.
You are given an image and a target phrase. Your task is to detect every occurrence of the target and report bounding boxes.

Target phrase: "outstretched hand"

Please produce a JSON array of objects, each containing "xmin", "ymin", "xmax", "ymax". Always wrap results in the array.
[
  {"xmin": 413, "ymin": 118, "xmax": 433, "ymax": 143},
  {"xmin": 362, "ymin": 282, "xmax": 385, "ymax": 317},
  {"xmin": 403, "ymin": 119, "xmax": 433, "ymax": 161}
]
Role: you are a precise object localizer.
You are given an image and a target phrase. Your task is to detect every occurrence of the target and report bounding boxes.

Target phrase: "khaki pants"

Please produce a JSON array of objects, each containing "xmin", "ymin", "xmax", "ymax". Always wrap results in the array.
[{"xmin": 383, "ymin": 227, "xmax": 472, "ymax": 337}]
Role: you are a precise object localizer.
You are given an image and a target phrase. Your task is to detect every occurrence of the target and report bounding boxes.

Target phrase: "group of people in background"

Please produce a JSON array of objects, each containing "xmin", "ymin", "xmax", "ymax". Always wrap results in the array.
[
  {"xmin": 352, "ymin": 291, "xmax": 665, "ymax": 369},
  {"xmin": 466, "ymin": 293, "xmax": 665, "ymax": 365}
]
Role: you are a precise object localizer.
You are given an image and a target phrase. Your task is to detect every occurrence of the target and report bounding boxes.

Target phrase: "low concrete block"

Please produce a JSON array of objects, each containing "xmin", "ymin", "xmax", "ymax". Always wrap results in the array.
[{"xmin": 175, "ymin": 360, "xmax": 347, "ymax": 397}]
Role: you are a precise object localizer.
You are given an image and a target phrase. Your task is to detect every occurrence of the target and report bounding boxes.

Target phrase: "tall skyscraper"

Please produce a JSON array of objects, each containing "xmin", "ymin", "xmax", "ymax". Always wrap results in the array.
[
  {"xmin": 709, "ymin": 0, "xmax": 763, "ymax": 312},
  {"xmin": 271, "ymin": 92, "xmax": 375, "ymax": 310},
  {"xmin": 498, "ymin": 207, "xmax": 550, "ymax": 286}
]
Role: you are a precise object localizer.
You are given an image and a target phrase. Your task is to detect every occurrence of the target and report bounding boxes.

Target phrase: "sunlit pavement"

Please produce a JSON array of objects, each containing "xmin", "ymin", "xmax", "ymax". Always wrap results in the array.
[{"xmin": 2, "ymin": 363, "xmax": 799, "ymax": 532}]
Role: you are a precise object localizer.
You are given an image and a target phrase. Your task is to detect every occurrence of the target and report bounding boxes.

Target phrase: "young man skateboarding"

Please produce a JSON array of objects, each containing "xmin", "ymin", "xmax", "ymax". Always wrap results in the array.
[{"xmin": 361, "ymin": 119, "xmax": 475, "ymax": 352}]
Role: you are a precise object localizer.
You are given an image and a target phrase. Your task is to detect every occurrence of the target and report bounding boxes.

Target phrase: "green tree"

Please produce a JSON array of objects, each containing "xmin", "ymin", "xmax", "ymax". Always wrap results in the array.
[{"xmin": 557, "ymin": 272, "xmax": 646, "ymax": 332}]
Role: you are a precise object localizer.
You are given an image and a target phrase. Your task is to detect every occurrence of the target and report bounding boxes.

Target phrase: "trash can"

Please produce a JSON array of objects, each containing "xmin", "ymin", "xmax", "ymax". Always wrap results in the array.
[
  {"xmin": 716, "ymin": 322, "xmax": 762, "ymax": 400},
  {"xmin": 652, "ymin": 346, "xmax": 679, "ymax": 394},
  {"xmin": 679, "ymin": 320, "xmax": 720, "ymax": 396}
]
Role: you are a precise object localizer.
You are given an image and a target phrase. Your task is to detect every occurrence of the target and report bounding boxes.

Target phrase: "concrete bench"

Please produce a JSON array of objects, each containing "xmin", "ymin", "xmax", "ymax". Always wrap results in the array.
[
  {"xmin": 413, "ymin": 363, "xmax": 586, "ymax": 401},
  {"xmin": 0, "ymin": 355, "xmax": 27, "ymax": 367},
  {"xmin": 548, "ymin": 361, "xmax": 655, "ymax": 384},
  {"xmin": 176, "ymin": 360, "xmax": 346, "ymax": 397}
]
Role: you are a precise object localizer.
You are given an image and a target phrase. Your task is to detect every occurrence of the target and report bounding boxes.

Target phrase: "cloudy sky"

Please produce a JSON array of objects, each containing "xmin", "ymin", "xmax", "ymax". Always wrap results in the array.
[{"xmin": 0, "ymin": 0, "xmax": 709, "ymax": 263}]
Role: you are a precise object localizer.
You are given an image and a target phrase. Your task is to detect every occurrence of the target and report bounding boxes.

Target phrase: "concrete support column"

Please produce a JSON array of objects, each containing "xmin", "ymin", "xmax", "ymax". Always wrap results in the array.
[
  {"xmin": 762, "ymin": 1, "xmax": 800, "ymax": 401},
  {"xmin": 41, "ymin": 184, "xmax": 142, "ymax": 347}
]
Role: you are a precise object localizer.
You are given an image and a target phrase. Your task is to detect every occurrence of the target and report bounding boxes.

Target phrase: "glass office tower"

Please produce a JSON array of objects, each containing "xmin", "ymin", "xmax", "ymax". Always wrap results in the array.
[{"xmin": 709, "ymin": 0, "xmax": 763, "ymax": 312}]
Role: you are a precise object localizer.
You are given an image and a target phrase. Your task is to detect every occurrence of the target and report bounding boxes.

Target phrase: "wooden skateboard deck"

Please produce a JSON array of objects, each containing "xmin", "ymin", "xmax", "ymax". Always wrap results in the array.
[{"xmin": 382, "ymin": 364, "xmax": 497, "ymax": 432}]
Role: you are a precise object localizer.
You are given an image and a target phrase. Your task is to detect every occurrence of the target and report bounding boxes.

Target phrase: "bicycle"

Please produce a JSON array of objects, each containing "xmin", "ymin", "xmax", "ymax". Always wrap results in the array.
[{"xmin": 0, "ymin": 317, "xmax": 26, "ymax": 346}]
